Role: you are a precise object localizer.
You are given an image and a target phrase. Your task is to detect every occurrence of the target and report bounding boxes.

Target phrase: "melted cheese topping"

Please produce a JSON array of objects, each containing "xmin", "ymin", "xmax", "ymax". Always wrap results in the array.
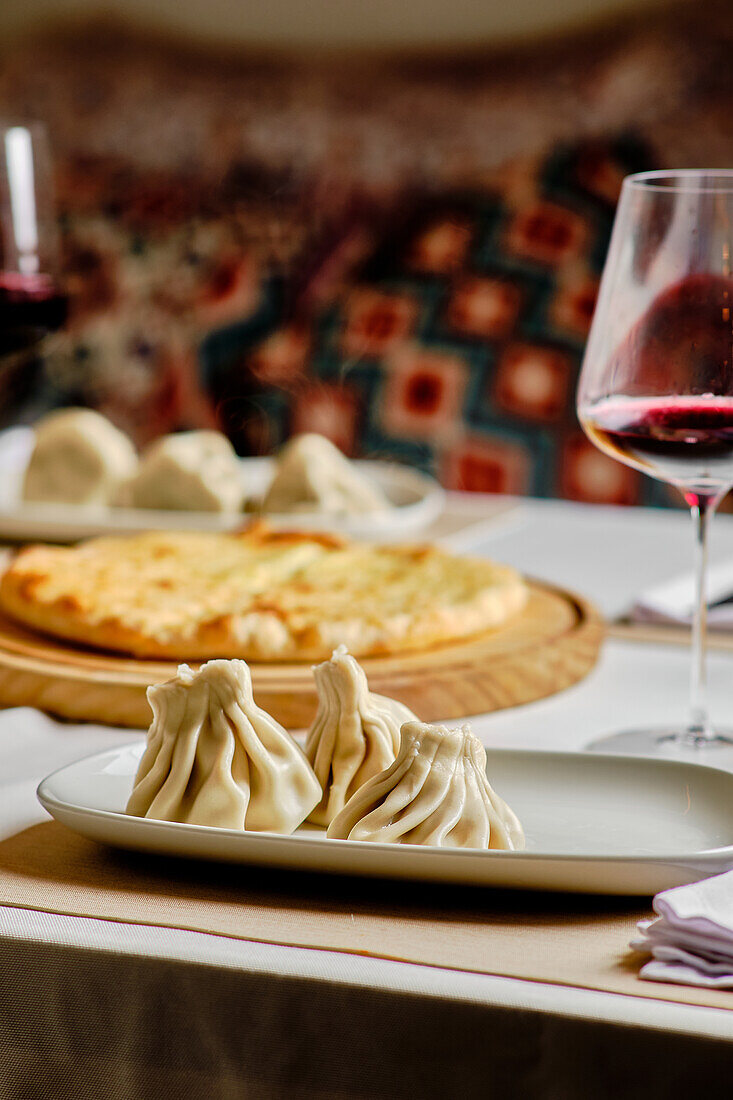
[{"xmin": 0, "ymin": 525, "xmax": 527, "ymax": 659}]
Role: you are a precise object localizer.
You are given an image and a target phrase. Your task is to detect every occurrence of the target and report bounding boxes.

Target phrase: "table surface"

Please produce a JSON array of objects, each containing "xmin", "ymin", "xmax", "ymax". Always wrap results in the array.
[{"xmin": 4, "ymin": 494, "xmax": 733, "ymax": 1093}]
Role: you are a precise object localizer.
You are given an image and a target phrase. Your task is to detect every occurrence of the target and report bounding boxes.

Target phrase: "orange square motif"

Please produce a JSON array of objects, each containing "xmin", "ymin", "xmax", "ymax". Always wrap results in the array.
[
  {"xmin": 504, "ymin": 201, "xmax": 587, "ymax": 266},
  {"xmin": 408, "ymin": 218, "xmax": 472, "ymax": 274},
  {"xmin": 550, "ymin": 276, "xmax": 598, "ymax": 339},
  {"xmin": 495, "ymin": 344, "xmax": 570, "ymax": 422},
  {"xmin": 381, "ymin": 346, "xmax": 468, "ymax": 441},
  {"xmin": 575, "ymin": 146, "xmax": 626, "ymax": 205},
  {"xmin": 446, "ymin": 277, "xmax": 521, "ymax": 340},
  {"xmin": 340, "ymin": 288, "xmax": 417, "ymax": 359},
  {"xmin": 561, "ymin": 434, "xmax": 640, "ymax": 505},
  {"xmin": 248, "ymin": 326, "xmax": 309, "ymax": 386},
  {"xmin": 442, "ymin": 436, "xmax": 531, "ymax": 495},
  {"xmin": 194, "ymin": 253, "xmax": 260, "ymax": 328},
  {"xmin": 291, "ymin": 384, "xmax": 358, "ymax": 455}
]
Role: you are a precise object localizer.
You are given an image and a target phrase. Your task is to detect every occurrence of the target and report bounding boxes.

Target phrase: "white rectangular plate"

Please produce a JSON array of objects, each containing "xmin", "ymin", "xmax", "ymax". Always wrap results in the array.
[
  {"xmin": 0, "ymin": 428, "xmax": 444, "ymax": 542},
  {"xmin": 37, "ymin": 743, "xmax": 733, "ymax": 895}
]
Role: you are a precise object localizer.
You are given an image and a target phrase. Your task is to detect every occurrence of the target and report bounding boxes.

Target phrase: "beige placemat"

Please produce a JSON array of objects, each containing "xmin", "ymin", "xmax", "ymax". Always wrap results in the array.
[{"xmin": 0, "ymin": 821, "xmax": 732, "ymax": 1012}]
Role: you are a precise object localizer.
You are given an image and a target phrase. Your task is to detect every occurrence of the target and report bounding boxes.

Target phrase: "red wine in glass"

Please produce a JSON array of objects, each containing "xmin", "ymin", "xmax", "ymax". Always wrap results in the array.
[
  {"xmin": 581, "ymin": 395, "xmax": 733, "ymax": 505},
  {"xmin": 0, "ymin": 124, "xmax": 65, "ymax": 369},
  {"xmin": 579, "ymin": 274, "xmax": 733, "ymax": 505},
  {"xmin": 0, "ymin": 271, "xmax": 67, "ymax": 364}
]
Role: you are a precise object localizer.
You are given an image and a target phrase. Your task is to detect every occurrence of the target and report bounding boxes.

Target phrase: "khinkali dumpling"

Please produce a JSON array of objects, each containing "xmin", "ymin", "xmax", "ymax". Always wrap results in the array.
[
  {"xmin": 305, "ymin": 645, "xmax": 418, "ymax": 826},
  {"xmin": 126, "ymin": 659, "xmax": 321, "ymax": 833},
  {"xmin": 327, "ymin": 720, "xmax": 525, "ymax": 850},
  {"xmin": 121, "ymin": 430, "xmax": 244, "ymax": 512},
  {"xmin": 23, "ymin": 407, "xmax": 138, "ymax": 505},
  {"xmin": 261, "ymin": 433, "xmax": 389, "ymax": 515}
]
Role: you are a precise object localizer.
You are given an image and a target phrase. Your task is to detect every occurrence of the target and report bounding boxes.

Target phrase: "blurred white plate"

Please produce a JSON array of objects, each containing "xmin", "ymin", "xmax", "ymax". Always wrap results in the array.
[
  {"xmin": 0, "ymin": 428, "xmax": 444, "ymax": 543},
  {"xmin": 37, "ymin": 742, "xmax": 733, "ymax": 895}
]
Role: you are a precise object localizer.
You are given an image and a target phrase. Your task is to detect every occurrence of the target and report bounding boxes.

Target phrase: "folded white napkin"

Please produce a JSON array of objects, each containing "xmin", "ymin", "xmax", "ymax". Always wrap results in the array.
[
  {"xmin": 632, "ymin": 870, "xmax": 733, "ymax": 988},
  {"xmin": 631, "ymin": 558, "xmax": 733, "ymax": 630}
]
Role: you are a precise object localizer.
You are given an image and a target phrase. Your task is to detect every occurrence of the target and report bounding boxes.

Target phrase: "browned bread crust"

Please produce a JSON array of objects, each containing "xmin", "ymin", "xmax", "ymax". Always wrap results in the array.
[{"xmin": 0, "ymin": 522, "xmax": 527, "ymax": 662}]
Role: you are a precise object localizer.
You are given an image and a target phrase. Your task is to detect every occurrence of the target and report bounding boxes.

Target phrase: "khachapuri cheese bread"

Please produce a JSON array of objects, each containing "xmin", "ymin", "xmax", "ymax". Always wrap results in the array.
[
  {"xmin": 327, "ymin": 720, "xmax": 525, "ymax": 850},
  {"xmin": 119, "ymin": 430, "xmax": 244, "ymax": 513},
  {"xmin": 305, "ymin": 645, "xmax": 418, "ymax": 826},
  {"xmin": 22, "ymin": 407, "xmax": 138, "ymax": 506},
  {"xmin": 261, "ymin": 433, "xmax": 389, "ymax": 515},
  {"xmin": 126, "ymin": 659, "xmax": 320, "ymax": 832},
  {"xmin": 0, "ymin": 522, "xmax": 528, "ymax": 661}
]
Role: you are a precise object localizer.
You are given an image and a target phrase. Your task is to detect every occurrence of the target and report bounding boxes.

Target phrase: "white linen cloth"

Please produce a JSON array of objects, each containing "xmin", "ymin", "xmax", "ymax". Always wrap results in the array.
[
  {"xmin": 633, "ymin": 871, "xmax": 733, "ymax": 988},
  {"xmin": 0, "ymin": 705, "xmax": 134, "ymax": 839}
]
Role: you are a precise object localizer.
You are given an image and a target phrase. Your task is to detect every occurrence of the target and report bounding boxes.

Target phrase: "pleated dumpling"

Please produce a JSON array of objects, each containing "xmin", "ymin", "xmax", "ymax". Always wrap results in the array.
[
  {"xmin": 305, "ymin": 645, "xmax": 418, "ymax": 826},
  {"xmin": 23, "ymin": 407, "xmax": 138, "ymax": 505},
  {"xmin": 327, "ymin": 720, "xmax": 525, "ymax": 850},
  {"xmin": 120, "ymin": 430, "xmax": 244, "ymax": 512},
  {"xmin": 261, "ymin": 433, "xmax": 388, "ymax": 515},
  {"xmin": 126, "ymin": 660, "xmax": 321, "ymax": 833}
]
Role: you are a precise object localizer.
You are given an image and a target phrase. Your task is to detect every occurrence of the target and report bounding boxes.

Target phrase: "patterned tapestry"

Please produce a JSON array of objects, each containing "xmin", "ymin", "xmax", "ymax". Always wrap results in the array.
[{"xmin": 203, "ymin": 138, "xmax": 656, "ymax": 506}]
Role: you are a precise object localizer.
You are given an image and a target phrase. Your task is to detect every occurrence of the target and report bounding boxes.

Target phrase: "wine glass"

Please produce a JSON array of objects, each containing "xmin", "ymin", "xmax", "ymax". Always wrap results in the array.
[
  {"xmin": 0, "ymin": 123, "xmax": 66, "ymax": 372},
  {"xmin": 577, "ymin": 169, "xmax": 733, "ymax": 755}
]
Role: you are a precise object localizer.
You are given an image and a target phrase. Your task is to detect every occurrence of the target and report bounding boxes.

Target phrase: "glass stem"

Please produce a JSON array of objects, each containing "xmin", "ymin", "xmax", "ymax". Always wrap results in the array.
[{"xmin": 687, "ymin": 492, "xmax": 720, "ymax": 742}]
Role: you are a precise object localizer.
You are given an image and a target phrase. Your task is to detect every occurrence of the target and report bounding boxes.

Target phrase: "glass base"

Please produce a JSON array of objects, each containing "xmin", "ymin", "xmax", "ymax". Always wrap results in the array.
[{"xmin": 586, "ymin": 728, "xmax": 733, "ymax": 757}]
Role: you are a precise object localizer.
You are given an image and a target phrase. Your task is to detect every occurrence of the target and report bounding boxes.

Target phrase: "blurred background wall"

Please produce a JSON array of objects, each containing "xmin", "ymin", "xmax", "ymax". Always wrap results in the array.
[
  {"xmin": 1, "ymin": 0, "xmax": 731, "ymax": 505},
  {"xmin": 0, "ymin": 0, "xmax": 674, "ymax": 48}
]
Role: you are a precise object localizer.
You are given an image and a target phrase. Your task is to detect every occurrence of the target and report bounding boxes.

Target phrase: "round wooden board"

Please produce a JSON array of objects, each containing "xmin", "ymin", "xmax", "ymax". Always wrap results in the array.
[{"xmin": 0, "ymin": 580, "xmax": 604, "ymax": 729}]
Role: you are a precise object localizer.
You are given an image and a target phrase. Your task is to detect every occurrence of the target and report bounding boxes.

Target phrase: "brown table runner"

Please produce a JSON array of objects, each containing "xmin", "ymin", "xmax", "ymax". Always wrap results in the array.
[{"xmin": 0, "ymin": 820, "xmax": 731, "ymax": 1013}]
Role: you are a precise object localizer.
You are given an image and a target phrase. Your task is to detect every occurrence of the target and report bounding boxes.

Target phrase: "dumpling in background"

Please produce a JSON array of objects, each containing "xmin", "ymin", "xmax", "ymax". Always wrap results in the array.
[
  {"xmin": 327, "ymin": 720, "xmax": 525, "ymax": 850},
  {"xmin": 261, "ymin": 433, "xmax": 389, "ymax": 516},
  {"xmin": 122, "ymin": 430, "xmax": 244, "ymax": 512},
  {"xmin": 305, "ymin": 645, "xmax": 418, "ymax": 826},
  {"xmin": 22, "ymin": 407, "xmax": 138, "ymax": 505},
  {"xmin": 126, "ymin": 660, "xmax": 321, "ymax": 833}
]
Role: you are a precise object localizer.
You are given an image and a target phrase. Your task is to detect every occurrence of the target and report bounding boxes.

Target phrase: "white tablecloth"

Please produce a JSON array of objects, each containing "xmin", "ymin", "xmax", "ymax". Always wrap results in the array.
[{"xmin": 4, "ymin": 495, "xmax": 733, "ymax": 1098}]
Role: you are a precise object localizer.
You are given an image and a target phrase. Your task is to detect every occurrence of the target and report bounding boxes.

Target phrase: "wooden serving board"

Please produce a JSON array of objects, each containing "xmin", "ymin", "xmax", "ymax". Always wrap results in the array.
[{"xmin": 0, "ymin": 580, "xmax": 603, "ymax": 729}]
